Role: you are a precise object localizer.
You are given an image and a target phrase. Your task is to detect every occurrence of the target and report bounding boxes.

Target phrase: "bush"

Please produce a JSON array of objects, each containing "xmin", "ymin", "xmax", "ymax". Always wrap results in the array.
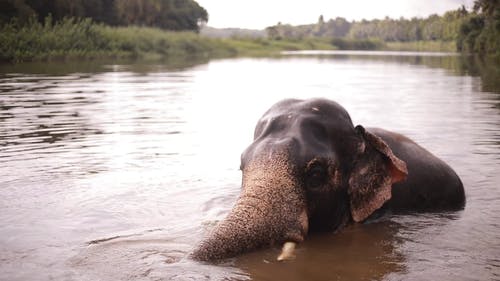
[
  {"xmin": 0, "ymin": 16, "xmax": 106, "ymax": 62},
  {"xmin": 0, "ymin": 16, "xmax": 339, "ymax": 62},
  {"xmin": 330, "ymin": 38, "xmax": 385, "ymax": 50},
  {"xmin": 0, "ymin": 16, "xmax": 226, "ymax": 62},
  {"xmin": 457, "ymin": 9, "xmax": 500, "ymax": 57}
]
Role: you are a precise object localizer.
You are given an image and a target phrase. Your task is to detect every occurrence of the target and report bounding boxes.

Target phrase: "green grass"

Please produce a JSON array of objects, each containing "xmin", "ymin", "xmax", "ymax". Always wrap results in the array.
[
  {"xmin": 0, "ymin": 17, "xmax": 465, "ymax": 63},
  {"xmin": 330, "ymin": 38, "xmax": 385, "ymax": 50},
  {"xmin": 384, "ymin": 41, "xmax": 457, "ymax": 52},
  {"xmin": 0, "ymin": 17, "xmax": 232, "ymax": 62},
  {"xmin": 328, "ymin": 39, "xmax": 457, "ymax": 53},
  {"xmin": 0, "ymin": 17, "xmax": 337, "ymax": 63},
  {"xmin": 221, "ymin": 37, "xmax": 336, "ymax": 56}
]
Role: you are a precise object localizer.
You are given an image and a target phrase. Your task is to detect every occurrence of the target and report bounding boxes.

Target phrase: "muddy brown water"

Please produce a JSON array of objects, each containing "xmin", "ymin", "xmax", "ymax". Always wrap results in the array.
[{"xmin": 0, "ymin": 52, "xmax": 499, "ymax": 280}]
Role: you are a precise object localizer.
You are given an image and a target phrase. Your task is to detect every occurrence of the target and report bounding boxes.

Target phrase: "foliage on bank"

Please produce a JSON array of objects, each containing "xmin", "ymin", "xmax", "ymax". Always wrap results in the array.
[
  {"xmin": 0, "ymin": 17, "xmax": 222, "ymax": 62},
  {"xmin": 384, "ymin": 41, "xmax": 457, "ymax": 52},
  {"xmin": 0, "ymin": 0, "xmax": 208, "ymax": 32},
  {"xmin": 0, "ymin": 17, "xmax": 337, "ymax": 63},
  {"xmin": 266, "ymin": 8, "xmax": 468, "ymax": 42},
  {"xmin": 1, "ymin": 0, "xmax": 497, "ymax": 62},
  {"xmin": 0, "ymin": 16, "xmax": 461, "ymax": 63},
  {"xmin": 265, "ymin": 0, "xmax": 499, "ymax": 56},
  {"xmin": 457, "ymin": 0, "xmax": 500, "ymax": 56}
]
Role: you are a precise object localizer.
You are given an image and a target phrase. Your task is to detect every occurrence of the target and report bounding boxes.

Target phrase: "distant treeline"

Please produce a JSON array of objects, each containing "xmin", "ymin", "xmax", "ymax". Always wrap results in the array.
[
  {"xmin": 267, "ymin": 11, "xmax": 465, "ymax": 42},
  {"xmin": 0, "ymin": 0, "xmax": 208, "ymax": 32},
  {"xmin": 266, "ymin": 0, "xmax": 499, "ymax": 55}
]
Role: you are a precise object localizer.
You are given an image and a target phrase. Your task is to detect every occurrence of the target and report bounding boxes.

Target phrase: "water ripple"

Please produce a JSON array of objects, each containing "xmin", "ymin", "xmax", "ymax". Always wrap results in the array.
[{"xmin": 0, "ymin": 56, "xmax": 499, "ymax": 281}]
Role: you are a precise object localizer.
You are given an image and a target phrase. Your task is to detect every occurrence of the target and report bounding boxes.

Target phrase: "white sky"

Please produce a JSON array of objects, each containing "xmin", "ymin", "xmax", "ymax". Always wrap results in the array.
[{"xmin": 196, "ymin": 0, "xmax": 475, "ymax": 29}]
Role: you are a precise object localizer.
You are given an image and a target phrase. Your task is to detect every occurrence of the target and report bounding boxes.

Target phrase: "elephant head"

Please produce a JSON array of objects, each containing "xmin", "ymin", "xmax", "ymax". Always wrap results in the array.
[{"xmin": 191, "ymin": 98, "xmax": 407, "ymax": 261}]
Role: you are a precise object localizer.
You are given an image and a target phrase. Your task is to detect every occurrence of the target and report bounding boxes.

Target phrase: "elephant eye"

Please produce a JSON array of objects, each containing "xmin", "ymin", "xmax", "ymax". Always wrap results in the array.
[{"xmin": 305, "ymin": 161, "xmax": 328, "ymax": 189}]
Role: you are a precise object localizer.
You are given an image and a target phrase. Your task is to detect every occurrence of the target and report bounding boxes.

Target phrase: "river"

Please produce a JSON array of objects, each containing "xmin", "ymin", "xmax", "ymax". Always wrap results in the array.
[{"xmin": 0, "ymin": 51, "xmax": 499, "ymax": 280}]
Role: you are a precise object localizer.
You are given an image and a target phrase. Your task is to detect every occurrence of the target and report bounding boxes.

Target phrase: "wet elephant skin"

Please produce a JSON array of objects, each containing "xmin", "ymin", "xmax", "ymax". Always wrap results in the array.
[{"xmin": 191, "ymin": 98, "xmax": 465, "ymax": 262}]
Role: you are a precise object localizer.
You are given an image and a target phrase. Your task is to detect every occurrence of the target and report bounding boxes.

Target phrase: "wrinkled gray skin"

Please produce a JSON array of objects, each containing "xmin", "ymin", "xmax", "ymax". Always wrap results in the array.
[{"xmin": 191, "ymin": 98, "xmax": 465, "ymax": 262}]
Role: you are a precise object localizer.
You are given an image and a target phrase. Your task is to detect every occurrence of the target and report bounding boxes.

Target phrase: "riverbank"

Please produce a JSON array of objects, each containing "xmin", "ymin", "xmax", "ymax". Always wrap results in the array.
[
  {"xmin": 384, "ymin": 41, "xmax": 457, "ymax": 52},
  {"xmin": 1, "ymin": 18, "xmax": 462, "ymax": 63},
  {"xmin": 0, "ymin": 18, "xmax": 223, "ymax": 62},
  {"xmin": 0, "ymin": 18, "xmax": 340, "ymax": 63}
]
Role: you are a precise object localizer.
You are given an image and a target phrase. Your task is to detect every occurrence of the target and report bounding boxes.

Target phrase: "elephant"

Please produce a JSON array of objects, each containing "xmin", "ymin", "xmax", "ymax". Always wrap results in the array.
[{"xmin": 191, "ymin": 98, "xmax": 465, "ymax": 262}]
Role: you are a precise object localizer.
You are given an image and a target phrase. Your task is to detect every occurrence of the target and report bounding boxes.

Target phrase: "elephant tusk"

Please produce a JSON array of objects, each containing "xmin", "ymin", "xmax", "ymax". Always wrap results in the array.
[{"xmin": 277, "ymin": 241, "xmax": 296, "ymax": 261}]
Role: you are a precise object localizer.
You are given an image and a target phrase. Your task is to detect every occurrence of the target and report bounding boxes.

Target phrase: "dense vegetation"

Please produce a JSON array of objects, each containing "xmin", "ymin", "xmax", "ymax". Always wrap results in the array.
[
  {"xmin": 266, "ymin": 0, "xmax": 499, "ymax": 55},
  {"xmin": 0, "ymin": 17, "xmax": 213, "ymax": 62},
  {"xmin": 457, "ymin": 0, "xmax": 499, "ymax": 55},
  {"xmin": 0, "ymin": 17, "xmax": 337, "ymax": 62},
  {"xmin": 0, "ymin": 0, "xmax": 208, "ymax": 32},
  {"xmin": 266, "ymin": 9, "xmax": 468, "ymax": 42},
  {"xmin": 0, "ymin": 0, "xmax": 498, "ymax": 62}
]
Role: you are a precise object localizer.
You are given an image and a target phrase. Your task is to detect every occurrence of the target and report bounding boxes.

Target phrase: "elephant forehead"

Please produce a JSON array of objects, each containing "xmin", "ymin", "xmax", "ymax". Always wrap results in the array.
[
  {"xmin": 245, "ymin": 99, "xmax": 360, "ymax": 171},
  {"xmin": 255, "ymin": 102, "xmax": 354, "ymax": 146},
  {"xmin": 250, "ymin": 116, "xmax": 339, "ymax": 161},
  {"xmin": 259, "ymin": 98, "xmax": 353, "ymax": 126}
]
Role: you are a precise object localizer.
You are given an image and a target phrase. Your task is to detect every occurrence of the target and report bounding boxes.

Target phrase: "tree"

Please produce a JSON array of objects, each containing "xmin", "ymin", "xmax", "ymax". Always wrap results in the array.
[
  {"xmin": 0, "ymin": 0, "xmax": 36, "ymax": 23},
  {"xmin": 313, "ymin": 14, "xmax": 326, "ymax": 36},
  {"xmin": 457, "ymin": 0, "xmax": 499, "ymax": 54},
  {"xmin": 324, "ymin": 17, "xmax": 350, "ymax": 37},
  {"xmin": 1, "ymin": 0, "xmax": 208, "ymax": 32},
  {"xmin": 473, "ymin": 0, "xmax": 499, "ymax": 16},
  {"xmin": 155, "ymin": 0, "xmax": 208, "ymax": 31}
]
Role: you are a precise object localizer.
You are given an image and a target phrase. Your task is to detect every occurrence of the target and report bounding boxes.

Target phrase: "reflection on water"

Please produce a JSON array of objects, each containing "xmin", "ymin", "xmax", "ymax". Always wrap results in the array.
[
  {"xmin": 0, "ymin": 56, "xmax": 210, "ymax": 76},
  {"xmin": 285, "ymin": 50, "xmax": 500, "ymax": 93},
  {"xmin": 0, "ymin": 52, "xmax": 499, "ymax": 281}
]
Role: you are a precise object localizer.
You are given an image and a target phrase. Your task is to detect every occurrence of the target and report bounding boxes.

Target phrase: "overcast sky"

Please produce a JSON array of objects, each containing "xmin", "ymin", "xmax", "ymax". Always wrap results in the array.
[{"xmin": 196, "ymin": 0, "xmax": 475, "ymax": 29}]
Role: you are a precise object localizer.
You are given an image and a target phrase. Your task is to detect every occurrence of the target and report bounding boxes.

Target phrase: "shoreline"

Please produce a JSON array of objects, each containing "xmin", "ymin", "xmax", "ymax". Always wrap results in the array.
[
  {"xmin": 0, "ymin": 19, "xmax": 467, "ymax": 64},
  {"xmin": 0, "ymin": 38, "xmax": 463, "ymax": 64}
]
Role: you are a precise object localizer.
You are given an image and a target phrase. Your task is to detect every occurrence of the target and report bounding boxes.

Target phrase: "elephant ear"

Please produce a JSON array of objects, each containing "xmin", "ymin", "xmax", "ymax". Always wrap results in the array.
[{"xmin": 348, "ymin": 125, "xmax": 408, "ymax": 222}]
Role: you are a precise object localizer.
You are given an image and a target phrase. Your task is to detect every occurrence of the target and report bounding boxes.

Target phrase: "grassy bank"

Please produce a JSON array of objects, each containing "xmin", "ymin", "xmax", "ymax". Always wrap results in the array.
[
  {"xmin": 329, "ymin": 38, "xmax": 457, "ymax": 52},
  {"xmin": 0, "ymin": 18, "xmax": 337, "ymax": 63},
  {"xmin": 0, "ymin": 18, "xmax": 227, "ymax": 62},
  {"xmin": 1, "ymin": 17, "xmax": 466, "ymax": 63},
  {"xmin": 330, "ymin": 38, "xmax": 385, "ymax": 50},
  {"xmin": 384, "ymin": 41, "xmax": 457, "ymax": 52},
  {"xmin": 223, "ymin": 37, "xmax": 335, "ymax": 56}
]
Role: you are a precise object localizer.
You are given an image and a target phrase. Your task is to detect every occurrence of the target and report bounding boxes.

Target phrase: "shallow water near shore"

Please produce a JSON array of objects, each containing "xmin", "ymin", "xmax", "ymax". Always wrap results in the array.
[{"xmin": 1, "ymin": 51, "xmax": 499, "ymax": 280}]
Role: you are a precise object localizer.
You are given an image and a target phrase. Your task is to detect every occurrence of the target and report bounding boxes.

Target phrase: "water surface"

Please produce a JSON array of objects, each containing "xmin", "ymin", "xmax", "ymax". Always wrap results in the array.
[{"xmin": 1, "ymin": 52, "xmax": 499, "ymax": 280}]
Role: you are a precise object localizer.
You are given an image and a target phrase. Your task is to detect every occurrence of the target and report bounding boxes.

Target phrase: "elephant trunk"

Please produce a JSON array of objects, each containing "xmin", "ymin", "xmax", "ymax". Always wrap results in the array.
[{"xmin": 191, "ymin": 149, "xmax": 308, "ymax": 262}]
